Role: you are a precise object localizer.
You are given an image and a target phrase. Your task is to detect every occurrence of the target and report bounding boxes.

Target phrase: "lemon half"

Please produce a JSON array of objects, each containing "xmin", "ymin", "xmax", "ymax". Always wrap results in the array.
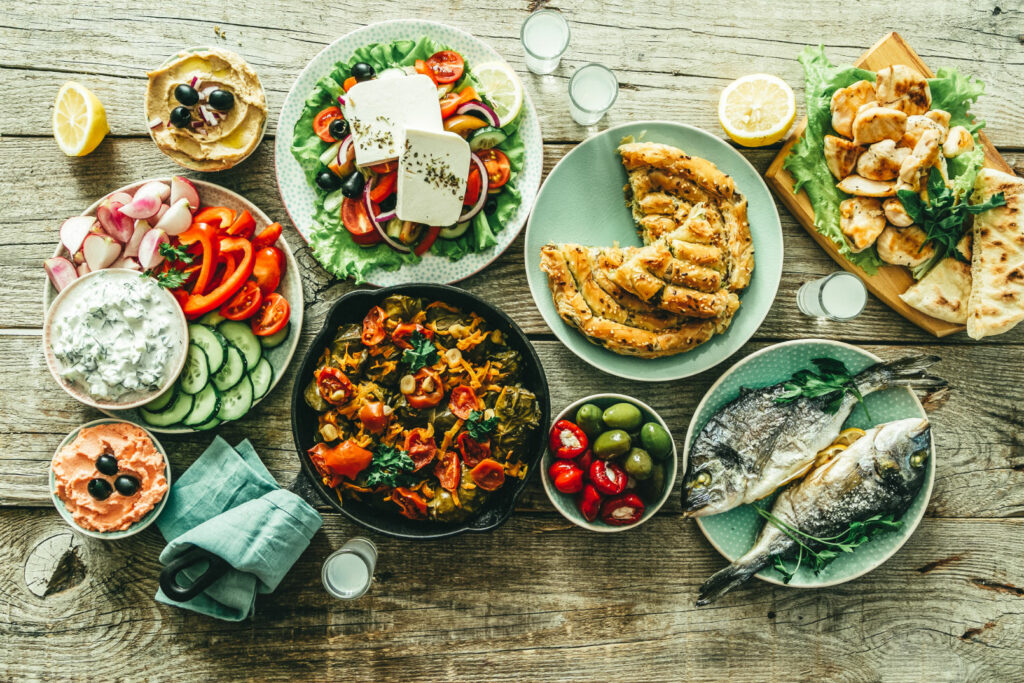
[
  {"xmin": 53, "ymin": 81, "xmax": 109, "ymax": 157},
  {"xmin": 718, "ymin": 74, "xmax": 795, "ymax": 147},
  {"xmin": 472, "ymin": 61, "xmax": 523, "ymax": 128}
]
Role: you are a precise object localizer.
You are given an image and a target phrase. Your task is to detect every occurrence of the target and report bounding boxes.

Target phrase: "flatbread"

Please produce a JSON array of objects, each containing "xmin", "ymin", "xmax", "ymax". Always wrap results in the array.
[
  {"xmin": 966, "ymin": 168, "xmax": 1024, "ymax": 339},
  {"xmin": 900, "ymin": 235, "xmax": 972, "ymax": 324}
]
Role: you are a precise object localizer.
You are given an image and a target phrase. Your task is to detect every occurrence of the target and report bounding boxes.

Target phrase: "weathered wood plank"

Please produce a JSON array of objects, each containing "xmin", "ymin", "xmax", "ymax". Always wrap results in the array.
[
  {"xmin": 1, "ymin": 509, "xmax": 1022, "ymax": 682},
  {"xmin": 4, "ymin": 333, "xmax": 1022, "ymax": 518}
]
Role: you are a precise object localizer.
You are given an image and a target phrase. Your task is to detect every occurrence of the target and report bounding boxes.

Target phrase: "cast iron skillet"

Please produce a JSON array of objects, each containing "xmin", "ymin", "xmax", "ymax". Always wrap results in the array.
[{"xmin": 291, "ymin": 284, "xmax": 550, "ymax": 540}]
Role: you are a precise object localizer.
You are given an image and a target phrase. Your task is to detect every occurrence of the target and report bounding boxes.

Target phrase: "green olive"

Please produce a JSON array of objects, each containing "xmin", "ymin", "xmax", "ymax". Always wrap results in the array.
[
  {"xmin": 638, "ymin": 463, "xmax": 666, "ymax": 501},
  {"xmin": 592, "ymin": 429, "xmax": 631, "ymax": 459},
  {"xmin": 623, "ymin": 447, "xmax": 654, "ymax": 480},
  {"xmin": 602, "ymin": 402, "xmax": 643, "ymax": 431},
  {"xmin": 575, "ymin": 403, "xmax": 605, "ymax": 439},
  {"xmin": 640, "ymin": 422, "xmax": 673, "ymax": 459}
]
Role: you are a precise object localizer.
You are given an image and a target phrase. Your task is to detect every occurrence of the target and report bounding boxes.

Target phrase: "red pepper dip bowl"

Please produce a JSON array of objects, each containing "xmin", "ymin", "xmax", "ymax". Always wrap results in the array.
[{"xmin": 541, "ymin": 393, "xmax": 680, "ymax": 532}]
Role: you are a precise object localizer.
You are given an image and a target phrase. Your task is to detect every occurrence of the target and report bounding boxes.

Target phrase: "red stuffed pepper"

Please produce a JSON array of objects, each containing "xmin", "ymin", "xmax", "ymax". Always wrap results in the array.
[
  {"xmin": 599, "ymin": 493, "xmax": 645, "ymax": 526},
  {"xmin": 549, "ymin": 420, "xmax": 588, "ymax": 459}
]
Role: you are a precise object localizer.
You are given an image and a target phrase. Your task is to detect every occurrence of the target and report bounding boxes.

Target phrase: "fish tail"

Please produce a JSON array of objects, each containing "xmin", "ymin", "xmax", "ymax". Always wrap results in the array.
[
  {"xmin": 857, "ymin": 354, "xmax": 946, "ymax": 394},
  {"xmin": 696, "ymin": 557, "xmax": 768, "ymax": 606}
]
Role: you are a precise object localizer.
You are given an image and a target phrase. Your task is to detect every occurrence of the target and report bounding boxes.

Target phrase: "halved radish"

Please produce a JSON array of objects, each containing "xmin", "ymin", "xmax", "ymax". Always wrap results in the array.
[
  {"xmin": 170, "ymin": 176, "xmax": 200, "ymax": 214},
  {"xmin": 153, "ymin": 198, "xmax": 191, "ymax": 236},
  {"xmin": 138, "ymin": 228, "xmax": 169, "ymax": 270},
  {"xmin": 45, "ymin": 257, "xmax": 78, "ymax": 292},
  {"xmin": 120, "ymin": 192, "xmax": 162, "ymax": 220},
  {"xmin": 135, "ymin": 180, "xmax": 171, "ymax": 202},
  {"xmin": 124, "ymin": 219, "xmax": 151, "ymax": 258},
  {"xmin": 82, "ymin": 233, "xmax": 122, "ymax": 271},
  {"xmin": 109, "ymin": 191, "xmax": 133, "ymax": 205},
  {"xmin": 112, "ymin": 256, "xmax": 141, "ymax": 271},
  {"xmin": 76, "ymin": 262, "xmax": 91, "ymax": 277},
  {"xmin": 155, "ymin": 204, "xmax": 169, "ymax": 223},
  {"xmin": 95, "ymin": 199, "xmax": 135, "ymax": 243},
  {"xmin": 60, "ymin": 216, "xmax": 99, "ymax": 255}
]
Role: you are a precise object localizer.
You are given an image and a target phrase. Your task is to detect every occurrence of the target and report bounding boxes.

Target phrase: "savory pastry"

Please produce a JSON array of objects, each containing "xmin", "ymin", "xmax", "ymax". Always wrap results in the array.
[{"xmin": 899, "ymin": 235, "xmax": 972, "ymax": 324}]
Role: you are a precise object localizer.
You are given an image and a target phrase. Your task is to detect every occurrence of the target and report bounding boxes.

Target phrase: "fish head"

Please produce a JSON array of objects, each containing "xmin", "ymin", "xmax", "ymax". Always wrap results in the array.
[
  {"xmin": 871, "ymin": 417, "xmax": 931, "ymax": 488},
  {"xmin": 682, "ymin": 444, "xmax": 746, "ymax": 517}
]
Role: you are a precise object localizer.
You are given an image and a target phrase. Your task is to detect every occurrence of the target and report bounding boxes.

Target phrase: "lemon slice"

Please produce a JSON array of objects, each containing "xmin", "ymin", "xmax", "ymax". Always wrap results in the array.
[
  {"xmin": 834, "ymin": 427, "xmax": 866, "ymax": 447},
  {"xmin": 53, "ymin": 81, "xmax": 109, "ymax": 157},
  {"xmin": 814, "ymin": 443, "xmax": 847, "ymax": 466},
  {"xmin": 472, "ymin": 61, "xmax": 523, "ymax": 127},
  {"xmin": 718, "ymin": 74, "xmax": 795, "ymax": 147}
]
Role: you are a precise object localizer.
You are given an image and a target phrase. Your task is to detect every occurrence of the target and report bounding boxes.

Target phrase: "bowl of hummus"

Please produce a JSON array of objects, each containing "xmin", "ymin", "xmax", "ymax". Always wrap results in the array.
[
  {"xmin": 145, "ymin": 47, "xmax": 268, "ymax": 172},
  {"xmin": 50, "ymin": 419, "xmax": 171, "ymax": 538}
]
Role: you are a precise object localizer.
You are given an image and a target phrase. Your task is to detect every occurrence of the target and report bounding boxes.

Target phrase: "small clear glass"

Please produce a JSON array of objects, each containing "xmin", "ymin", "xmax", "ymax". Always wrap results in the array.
[
  {"xmin": 321, "ymin": 537, "xmax": 377, "ymax": 600},
  {"xmin": 520, "ymin": 9, "xmax": 570, "ymax": 75},
  {"xmin": 568, "ymin": 63, "xmax": 618, "ymax": 126},
  {"xmin": 797, "ymin": 271, "xmax": 868, "ymax": 321}
]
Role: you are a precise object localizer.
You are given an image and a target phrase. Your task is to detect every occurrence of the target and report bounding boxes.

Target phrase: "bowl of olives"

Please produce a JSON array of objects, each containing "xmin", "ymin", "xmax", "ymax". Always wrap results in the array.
[{"xmin": 541, "ymin": 394, "xmax": 679, "ymax": 532}]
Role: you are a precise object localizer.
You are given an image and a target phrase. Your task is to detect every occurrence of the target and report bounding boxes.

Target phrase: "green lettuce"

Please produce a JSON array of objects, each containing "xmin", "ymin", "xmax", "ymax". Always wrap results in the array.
[{"xmin": 291, "ymin": 37, "xmax": 525, "ymax": 283}]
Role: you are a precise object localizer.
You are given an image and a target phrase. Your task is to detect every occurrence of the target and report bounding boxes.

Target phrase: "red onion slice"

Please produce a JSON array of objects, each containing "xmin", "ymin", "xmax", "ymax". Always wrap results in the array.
[
  {"xmin": 455, "ymin": 101, "xmax": 500, "ymax": 127},
  {"xmin": 458, "ymin": 153, "xmax": 490, "ymax": 223},
  {"xmin": 189, "ymin": 75, "xmax": 198, "ymax": 88},
  {"xmin": 364, "ymin": 179, "xmax": 410, "ymax": 253},
  {"xmin": 337, "ymin": 95, "xmax": 346, "ymax": 107},
  {"xmin": 336, "ymin": 135, "xmax": 354, "ymax": 167}
]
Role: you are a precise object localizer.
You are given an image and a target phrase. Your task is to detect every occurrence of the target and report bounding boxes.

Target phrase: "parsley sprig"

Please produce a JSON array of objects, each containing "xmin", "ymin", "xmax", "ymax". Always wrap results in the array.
[
  {"xmin": 363, "ymin": 444, "xmax": 417, "ymax": 488},
  {"xmin": 774, "ymin": 358, "xmax": 868, "ymax": 418},
  {"xmin": 142, "ymin": 242, "xmax": 195, "ymax": 289},
  {"xmin": 401, "ymin": 331, "xmax": 438, "ymax": 371},
  {"xmin": 466, "ymin": 409, "xmax": 498, "ymax": 440}
]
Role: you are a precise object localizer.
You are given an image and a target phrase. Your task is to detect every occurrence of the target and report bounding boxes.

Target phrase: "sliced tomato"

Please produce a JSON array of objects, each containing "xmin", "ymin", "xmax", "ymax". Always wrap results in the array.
[
  {"xmin": 226, "ymin": 209, "xmax": 256, "ymax": 239},
  {"xmin": 252, "ymin": 222, "xmax": 283, "ymax": 250},
  {"xmin": 414, "ymin": 59, "xmax": 437, "ymax": 84},
  {"xmin": 341, "ymin": 197, "xmax": 382, "ymax": 246},
  {"xmin": 479, "ymin": 148, "xmax": 511, "ymax": 189},
  {"xmin": 469, "ymin": 458, "xmax": 505, "ymax": 491},
  {"xmin": 404, "ymin": 428, "xmax": 438, "ymax": 472},
  {"xmin": 252, "ymin": 247, "xmax": 282, "ymax": 296},
  {"xmin": 342, "ymin": 76, "xmax": 357, "ymax": 93},
  {"xmin": 391, "ymin": 487, "xmax": 428, "ymax": 520},
  {"xmin": 434, "ymin": 450, "xmax": 461, "ymax": 492},
  {"xmin": 414, "ymin": 226, "xmax": 440, "ymax": 256},
  {"xmin": 456, "ymin": 432, "xmax": 491, "ymax": 468},
  {"xmin": 463, "ymin": 168, "xmax": 482, "ymax": 206},
  {"xmin": 361, "ymin": 306, "xmax": 387, "ymax": 346},
  {"xmin": 192, "ymin": 206, "xmax": 236, "ymax": 231},
  {"xmin": 367, "ymin": 161, "xmax": 396, "ymax": 174},
  {"xmin": 439, "ymin": 92, "xmax": 462, "ymax": 119},
  {"xmin": 426, "ymin": 50, "xmax": 464, "ymax": 84},
  {"xmin": 449, "ymin": 385, "xmax": 480, "ymax": 419},
  {"xmin": 391, "ymin": 323, "xmax": 433, "ymax": 350},
  {"xmin": 219, "ymin": 280, "xmax": 263, "ymax": 320},
  {"xmin": 315, "ymin": 366, "xmax": 354, "ymax": 405},
  {"xmin": 369, "ymin": 171, "xmax": 397, "ymax": 203},
  {"xmin": 407, "ymin": 368, "xmax": 444, "ymax": 409},
  {"xmin": 313, "ymin": 106, "xmax": 345, "ymax": 143},
  {"xmin": 251, "ymin": 292, "xmax": 290, "ymax": 337},
  {"xmin": 358, "ymin": 402, "xmax": 389, "ymax": 434}
]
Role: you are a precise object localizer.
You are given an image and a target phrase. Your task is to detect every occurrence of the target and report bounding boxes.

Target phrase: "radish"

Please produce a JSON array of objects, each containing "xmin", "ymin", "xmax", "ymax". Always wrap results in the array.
[
  {"xmin": 76, "ymin": 262, "xmax": 91, "ymax": 277},
  {"xmin": 60, "ymin": 216, "xmax": 99, "ymax": 255},
  {"xmin": 95, "ymin": 199, "xmax": 135, "ymax": 243},
  {"xmin": 135, "ymin": 180, "xmax": 171, "ymax": 202},
  {"xmin": 124, "ymin": 219, "xmax": 151, "ymax": 258},
  {"xmin": 138, "ymin": 228, "xmax": 169, "ymax": 270},
  {"xmin": 83, "ymin": 233, "xmax": 122, "ymax": 271},
  {"xmin": 170, "ymin": 176, "xmax": 200, "ymax": 214},
  {"xmin": 45, "ymin": 257, "xmax": 78, "ymax": 292},
  {"xmin": 153, "ymin": 198, "xmax": 191, "ymax": 236},
  {"xmin": 120, "ymin": 192, "xmax": 162, "ymax": 220},
  {"xmin": 112, "ymin": 256, "xmax": 141, "ymax": 271},
  {"xmin": 109, "ymin": 191, "xmax": 133, "ymax": 205}
]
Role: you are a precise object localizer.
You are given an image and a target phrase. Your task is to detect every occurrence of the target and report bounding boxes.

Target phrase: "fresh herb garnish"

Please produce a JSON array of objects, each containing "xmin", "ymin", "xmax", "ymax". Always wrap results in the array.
[
  {"xmin": 142, "ymin": 268, "xmax": 190, "ymax": 289},
  {"xmin": 756, "ymin": 506, "xmax": 903, "ymax": 583},
  {"xmin": 466, "ymin": 409, "xmax": 498, "ymax": 440},
  {"xmin": 401, "ymin": 331, "xmax": 437, "ymax": 371},
  {"xmin": 774, "ymin": 357, "xmax": 869, "ymax": 418},
  {"xmin": 159, "ymin": 241, "xmax": 195, "ymax": 265},
  {"xmin": 363, "ymin": 444, "xmax": 417, "ymax": 488}
]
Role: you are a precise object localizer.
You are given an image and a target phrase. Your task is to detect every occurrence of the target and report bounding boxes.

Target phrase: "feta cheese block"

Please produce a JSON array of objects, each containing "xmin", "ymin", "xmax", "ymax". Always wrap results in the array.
[
  {"xmin": 344, "ymin": 74, "xmax": 443, "ymax": 167},
  {"xmin": 397, "ymin": 128, "xmax": 471, "ymax": 226}
]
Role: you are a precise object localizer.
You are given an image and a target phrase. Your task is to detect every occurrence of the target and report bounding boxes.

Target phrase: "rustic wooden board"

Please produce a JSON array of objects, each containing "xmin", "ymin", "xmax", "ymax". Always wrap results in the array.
[{"xmin": 765, "ymin": 32, "xmax": 1016, "ymax": 338}]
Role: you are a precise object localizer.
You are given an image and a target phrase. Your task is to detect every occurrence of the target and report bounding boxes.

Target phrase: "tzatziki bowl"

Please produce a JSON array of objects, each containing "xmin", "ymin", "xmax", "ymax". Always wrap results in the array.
[{"xmin": 43, "ymin": 269, "xmax": 189, "ymax": 411}]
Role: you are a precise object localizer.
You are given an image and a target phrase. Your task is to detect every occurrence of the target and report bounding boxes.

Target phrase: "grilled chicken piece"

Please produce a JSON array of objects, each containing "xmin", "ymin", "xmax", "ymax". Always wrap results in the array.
[
  {"xmin": 856, "ymin": 140, "xmax": 911, "ymax": 181},
  {"xmin": 836, "ymin": 175, "xmax": 897, "ymax": 198},
  {"xmin": 830, "ymin": 80, "xmax": 876, "ymax": 139},
  {"xmin": 899, "ymin": 128, "xmax": 942, "ymax": 190},
  {"xmin": 824, "ymin": 135, "xmax": 864, "ymax": 180},
  {"xmin": 883, "ymin": 197, "xmax": 914, "ymax": 227},
  {"xmin": 840, "ymin": 197, "xmax": 886, "ymax": 251},
  {"xmin": 876, "ymin": 225, "xmax": 935, "ymax": 267},
  {"xmin": 874, "ymin": 65, "xmax": 931, "ymax": 115},
  {"xmin": 852, "ymin": 106, "xmax": 907, "ymax": 146},
  {"xmin": 901, "ymin": 114, "xmax": 947, "ymax": 149},
  {"xmin": 926, "ymin": 109, "xmax": 951, "ymax": 130},
  {"xmin": 943, "ymin": 126, "xmax": 975, "ymax": 158}
]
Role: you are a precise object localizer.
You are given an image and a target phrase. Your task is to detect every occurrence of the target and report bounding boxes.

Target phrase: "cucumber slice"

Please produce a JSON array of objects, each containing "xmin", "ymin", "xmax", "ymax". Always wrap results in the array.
[
  {"xmin": 188, "ymin": 323, "xmax": 226, "ymax": 374},
  {"xmin": 217, "ymin": 375, "xmax": 254, "ymax": 422},
  {"xmin": 183, "ymin": 384, "xmax": 220, "ymax": 427},
  {"xmin": 179, "ymin": 344, "xmax": 210, "ymax": 395},
  {"xmin": 439, "ymin": 222, "xmax": 471, "ymax": 239},
  {"xmin": 213, "ymin": 344, "xmax": 247, "ymax": 391},
  {"xmin": 469, "ymin": 126, "xmax": 507, "ymax": 151},
  {"xmin": 194, "ymin": 416, "xmax": 222, "ymax": 431},
  {"xmin": 259, "ymin": 323, "xmax": 290, "ymax": 349},
  {"xmin": 199, "ymin": 311, "xmax": 226, "ymax": 327},
  {"xmin": 140, "ymin": 390, "xmax": 193, "ymax": 427},
  {"xmin": 218, "ymin": 320, "xmax": 261, "ymax": 369},
  {"xmin": 324, "ymin": 188, "xmax": 346, "ymax": 213},
  {"xmin": 249, "ymin": 357, "xmax": 274, "ymax": 400},
  {"xmin": 144, "ymin": 383, "xmax": 177, "ymax": 413}
]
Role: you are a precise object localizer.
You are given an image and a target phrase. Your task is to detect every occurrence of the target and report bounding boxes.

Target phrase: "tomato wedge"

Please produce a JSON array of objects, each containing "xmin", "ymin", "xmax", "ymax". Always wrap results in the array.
[
  {"xmin": 449, "ymin": 385, "xmax": 480, "ymax": 419},
  {"xmin": 463, "ymin": 167, "xmax": 482, "ymax": 206},
  {"xmin": 252, "ymin": 247, "xmax": 283, "ymax": 296},
  {"xmin": 479, "ymin": 148, "xmax": 511, "ymax": 189},
  {"xmin": 369, "ymin": 171, "xmax": 397, "ymax": 203},
  {"xmin": 392, "ymin": 487, "xmax": 428, "ymax": 520},
  {"xmin": 341, "ymin": 197, "xmax": 382, "ymax": 246},
  {"xmin": 391, "ymin": 323, "xmax": 433, "ymax": 349},
  {"xmin": 219, "ymin": 280, "xmax": 263, "ymax": 320},
  {"xmin": 434, "ymin": 450, "xmax": 461, "ymax": 492},
  {"xmin": 456, "ymin": 432, "xmax": 491, "ymax": 469},
  {"xmin": 469, "ymin": 459, "xmax": 505, "ymax": 491},
  {"xmin": 414, "ymin": 59, "xmax": 437, "ymax": 85},
  {"xmin": 426, "ymin": 50, "xmax": 464, "ymax": 84},
  {"xmin": 251, "ymin": 292, "xmax": 290, "ymax": 337},
  {"xmin": 407, "ymin": 368, "xmax": 444, "ymax": 409},
  {"xmin": 315, "ymin": 366, "xmax": 354, "ymax": 405},
  {"xmin": 404, "ymin": 428, "xmax": 438, "ymax": 472},
  {"xmin": 252, "ymin": 222, "xmax": 283, "ymax": 250},
  {"xmin": 361, "ymin": 306, "xmax": 387, "ymax": 346},
  {"xmin": 313, "ymin": 106, "xmax": 345, "ymax": 143}
]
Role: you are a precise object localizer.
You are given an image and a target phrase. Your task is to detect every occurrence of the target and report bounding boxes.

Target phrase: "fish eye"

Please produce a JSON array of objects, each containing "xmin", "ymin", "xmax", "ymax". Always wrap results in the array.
[
  {"xmin": 910, "ymin": 451, "xmax": 926, "ymax": 468},
  {"xmin": 693, "ymin": 471, "xmax": 712, "ymax": 487}
]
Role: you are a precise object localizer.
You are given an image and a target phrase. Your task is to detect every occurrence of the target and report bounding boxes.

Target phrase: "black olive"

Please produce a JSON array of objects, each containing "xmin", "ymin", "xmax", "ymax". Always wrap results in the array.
[
  {"xmin": 174, "ymin": 83, "xmax": 199, "ymax": 106},
  {"xmin": 340, "ymin": 171, "xmax": 366, "ymax": 199},
  {"xmin": 208, "ymin": 89, "xmax": 235, "ymax": 111},
  {"xmin": 87, "ymin": 478, "xmax": 113, "ymax": 501},
  {"xmin": 316, "ymin": 170, "xmax": 343, "ymax": 192},
  {"xmin": 378, "ymin": 194, "xmax": 397, "ymax": 212},
  {"xmin": 328, "ymin": 118, "xmax": 350, "ymax": 140},
  {"xmin": 169, "ymin": 106, "xmax": 193, "ymax": 128},
  {"xmin": 95, "ymin": 454, "xmax": 118, "ymax": 476},
  {"xmin": 484, "ymin": 198, "xmax": 498, "ymax": 214},
  {"xmin": 114, "ymin": 475, "xmax": 140, "ymax": 496},
  {"xmin": 351, "ymin": 62, "xmax": 375, "ymax": 82}
]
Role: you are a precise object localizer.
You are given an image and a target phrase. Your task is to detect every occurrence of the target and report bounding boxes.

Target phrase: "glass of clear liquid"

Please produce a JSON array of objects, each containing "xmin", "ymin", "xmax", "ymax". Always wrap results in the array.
[
  {"xmin": 796, "ymin": 271, "xmax": 868, "ymax": 320},
  {"xmin": 568, "ymin": 63, "xmax": 618, "ymax": 126},
  {"xmin": 520, "ymin": 9, "xmax": 570, "ymax": 75},
  {"xmin": 322, "ymin": 537, "xmax": 377, "ymax": 600}
]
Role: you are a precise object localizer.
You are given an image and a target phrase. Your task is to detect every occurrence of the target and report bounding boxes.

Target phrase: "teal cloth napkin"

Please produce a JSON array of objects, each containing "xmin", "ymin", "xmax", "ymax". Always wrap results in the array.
[{"xmin": 155, "ymin": 436, "xmax": 323, "ymax": 621}]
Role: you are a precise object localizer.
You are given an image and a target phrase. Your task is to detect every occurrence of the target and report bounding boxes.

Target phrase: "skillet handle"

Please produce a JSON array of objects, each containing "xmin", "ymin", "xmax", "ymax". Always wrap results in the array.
[{"xmin": 159, "ymin": 546, "xmax": 232, "ymax": 602}]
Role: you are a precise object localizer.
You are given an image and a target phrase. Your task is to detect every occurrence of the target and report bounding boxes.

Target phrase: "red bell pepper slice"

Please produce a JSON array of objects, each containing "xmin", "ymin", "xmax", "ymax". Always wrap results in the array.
[
  {"xmin": 414, "ymin": 226, "xmax": 441, "ymax": 256},
  {"xmin": 192, "ymin": 206, "xmax": 236, "ymax": 231},
  {"xmin": 599, "ymin": 493, "xmax": 646, "ymax": 526},
  {"xmin": 177, "ymin": 223, "xmax": 219, "ymax": 296},
  {"xmin": 252, "ymin": 222, "xmax": 283, "ymax": 250},
  {"xmin": 549, "ymin": 420, "xmax": 588, "ymax": 459},
  {"xmin": 181, "ymin": 236, "xmax": 253, "ymax": 319},
  {"xmin": 226, "ymin": 209, "xmax": 256, "ymax": 239},
  {"xmin": 369, "ymin": 171, "xmax": 397, "ymax": 203}
]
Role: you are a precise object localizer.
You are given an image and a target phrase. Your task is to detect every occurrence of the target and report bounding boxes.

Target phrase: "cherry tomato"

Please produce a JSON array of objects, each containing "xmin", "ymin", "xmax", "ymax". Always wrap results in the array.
[
  {"xmin": 369, "ymin": 171, "xmax": 397, "ymax": 203},
  {"xmin": 391, "ymin": 323, "xmax": 433, "ymax": 350},
  {"xmin": 448, "ymin": 385, "xmax": 480, "ymax": 420},
  {"xmin": 406, "ymin": 368, "xmax": 444, "ymax": 409},
  {"xmin": 404, "ymin": 428, "xmax": 438, "ymax": 471},
  {"xmin": 251, "ymin": 292, "xmax": 290, "ymax": 337},
  {"xmin": 313, "ymin": 106, "xmax": 345, "ymax": 143},
  {"xmin": 342, "ymin": 76, "xmax": 357, "ymax": 93},
  {"xmin": 548, "ymin": 460, "xmax": 584, "ymax": 494},
  {"xmin": 315, "ymin": 366, "xmax": 354, "ymax": 405},
  {"xmin": 479, "ymin": 148, "xmax": 511, "ymax": 189},
  {"xmin": 358, "ymin": 401, "xmax": 389, "ymax": 434},
  {"xmin": 341, "ymin": 197, "xmax": 382, "ymax": 246},
  {"xmin": 391, "ymin": 487, "xmax": 428, "ymax": 520},
  {"xmin": 414, "ymin": 59, "xmax": 437, "ymax": 84},
  {"xmin": 434, "ymin": 450, "xmax": 461, "ymax": 492},
  {"xmin": 219, "ymin": 280, "xmax": 263, "ymax": 320},
  {"xmin": 361, "ymin": 306, "xmax": 387, "ymax": 346},
  {"xmin": 426, "ymin": 50, "xmax": 465, "ymax": 84},
  {"xmin": 252, "ymin": 247, "xmax": 282, "ymax": 296},
  {"xmin": 463, "ymin": 167, "xmax": 482, "ymax": 207},
  {"xmin": 456, "ymin": 432, "xmax": 491, "ymax": 468},
  {"xmin": 469, "ymin": 458, "xmax": 505, "ymax": 491},
  {"xmin": 252, "ymin": 222, "xmax": 283, "ymax": 250}
]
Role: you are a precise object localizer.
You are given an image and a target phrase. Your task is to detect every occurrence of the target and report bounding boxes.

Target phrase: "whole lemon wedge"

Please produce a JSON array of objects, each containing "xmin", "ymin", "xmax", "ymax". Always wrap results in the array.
[
  {"xmin": 718, "ymin": 74, "xmax": 795, "ymax": 147},
  {"xmin": 53, "ymin": 81, "xmax": 109, "ymax": 157}
]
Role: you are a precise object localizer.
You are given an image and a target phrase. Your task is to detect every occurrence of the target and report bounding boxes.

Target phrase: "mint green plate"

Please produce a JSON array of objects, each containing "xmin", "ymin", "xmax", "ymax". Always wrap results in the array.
[
  {"xmin": 524, "ymin": 121, "xmax": 783, "ymax": 382},
  {"xmin": 688, "ymin": 340, "xmax": 936, "ymax": 588}
]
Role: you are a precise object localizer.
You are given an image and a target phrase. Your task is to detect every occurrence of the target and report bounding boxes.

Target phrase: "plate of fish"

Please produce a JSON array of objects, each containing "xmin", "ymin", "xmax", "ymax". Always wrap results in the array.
[{"xmin": 682, "ymin": 339, "xmax": 946, "ymax": 604}]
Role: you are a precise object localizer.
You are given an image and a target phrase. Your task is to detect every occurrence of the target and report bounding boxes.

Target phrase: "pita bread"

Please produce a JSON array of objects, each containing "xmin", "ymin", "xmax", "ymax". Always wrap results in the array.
[
  {"xmin": 966, "ymin": 168, "xmax": 1024, "ymax": 339},
  {"xmin": 900, "ymin": 234, "xmax": 972, "ymax": 324}
]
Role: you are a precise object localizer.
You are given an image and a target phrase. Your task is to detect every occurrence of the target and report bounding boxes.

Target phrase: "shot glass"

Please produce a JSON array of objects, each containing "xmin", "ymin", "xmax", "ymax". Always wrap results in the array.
[
  {"xmin": 796, "ymin": 271, "xmax": 867, "ymax": 321},
  {"xmin": 568, "ymin": 63, "xmax": 618, "ymax": 126},
  {"xmin": 520, "ymin": 9, "xmax": 570, "ymax": 75},
  {"xmin": 322, "ymin": 537, "xmax": 377, "ymax": 600}
]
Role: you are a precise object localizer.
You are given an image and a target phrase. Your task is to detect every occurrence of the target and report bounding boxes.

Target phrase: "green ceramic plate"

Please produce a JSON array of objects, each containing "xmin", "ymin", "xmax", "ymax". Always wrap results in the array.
[
  {"xmin": 524, "ymin": 121, "xmax": 783, "ymax": 382},
  {"xmin": 688, "ymin": 340, "xmax": 936, "ymax": 588}
]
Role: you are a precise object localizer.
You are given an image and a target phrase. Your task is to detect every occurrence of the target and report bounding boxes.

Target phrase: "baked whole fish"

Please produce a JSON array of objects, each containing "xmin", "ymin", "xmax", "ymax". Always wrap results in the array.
[
  {"xmin": 697, "ymin": 417, "xmax": 931, "ymax": 605},
  {"xmin": 684, "ymin": 354, "xmax": 944, "ymax": 517}
]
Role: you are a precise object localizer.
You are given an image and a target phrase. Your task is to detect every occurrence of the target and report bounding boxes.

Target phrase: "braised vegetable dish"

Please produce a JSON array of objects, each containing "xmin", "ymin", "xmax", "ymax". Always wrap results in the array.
[{"xmin": 304, "ymin": 295, "xmax": 542, "ymax": 522}]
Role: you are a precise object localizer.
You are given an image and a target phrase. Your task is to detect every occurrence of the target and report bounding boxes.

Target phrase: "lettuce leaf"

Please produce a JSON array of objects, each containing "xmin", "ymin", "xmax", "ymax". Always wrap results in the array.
[{"xmin": 929, "ymin": 67, "xmax": 986, "ymax": 133}]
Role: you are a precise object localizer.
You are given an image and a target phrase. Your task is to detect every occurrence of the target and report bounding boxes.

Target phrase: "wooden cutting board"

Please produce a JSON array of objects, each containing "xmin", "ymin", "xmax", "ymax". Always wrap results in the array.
[{"xmin": 765, "ymin": 31, "xmax": 1014, "ymax": 337}]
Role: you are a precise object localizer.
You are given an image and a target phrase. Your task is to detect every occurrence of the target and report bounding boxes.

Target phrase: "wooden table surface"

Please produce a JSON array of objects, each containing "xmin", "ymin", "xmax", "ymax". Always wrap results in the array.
[{"xmin": 3, "ymin": 1, "xmax": 1023, "ymax": 680}]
